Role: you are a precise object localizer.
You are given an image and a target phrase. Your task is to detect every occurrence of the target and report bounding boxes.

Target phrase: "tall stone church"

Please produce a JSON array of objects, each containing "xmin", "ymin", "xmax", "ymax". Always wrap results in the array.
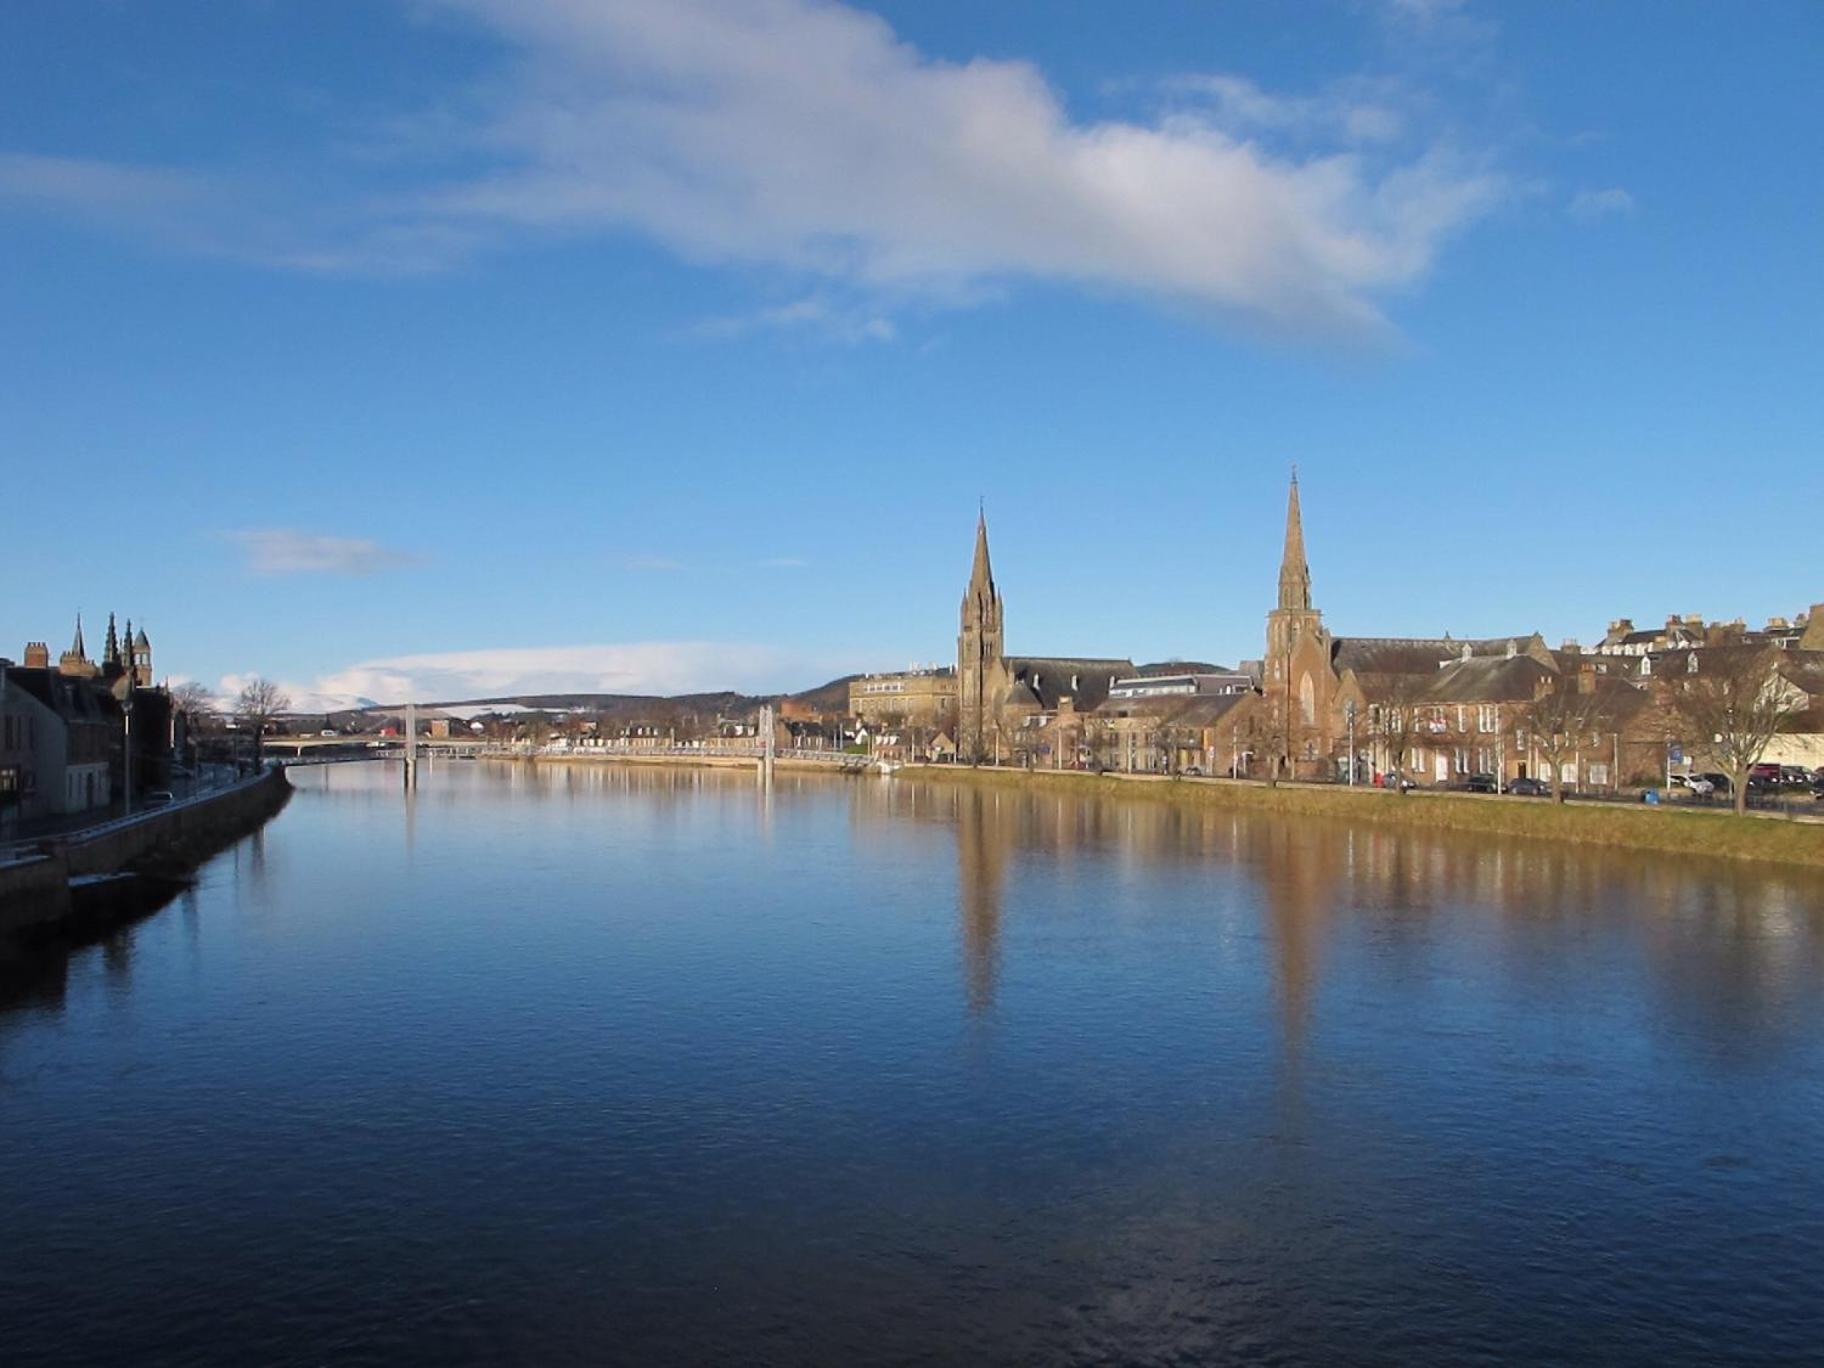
[
  {"xmin": 956, "ymin": 513, "xmax": 1005, "ymax": 761},
  {"xmin": 956, "ymin": 512, "xmax": 1131, "ymax": 762},
  {"xmin": 1263, "ymin": 474, "xmax": 1336, "ymax": 777}
]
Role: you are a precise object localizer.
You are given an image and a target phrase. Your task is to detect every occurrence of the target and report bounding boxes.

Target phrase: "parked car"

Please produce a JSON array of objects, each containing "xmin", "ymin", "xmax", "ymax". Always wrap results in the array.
[
  {"xmin": 1812, "ymin": 775, "xmax": 1824, "ymax": 800},
  {"xmin": 1699, "ymin": 772, "xmax": 1733, "ymax": 795},
  {"xmin": 1507, "ymin": 777, "xmax": 1549, "ymax": 797},
  {"xmin": 1465, "ymin": 773, "xmax": 1499, "ymax": 793},
  {"xmin": 1779, "ymin": 765, "xmax": 1812, "ymax": 788},
  {"xmin": 1750, "ymin": 763, "xmax": 1783, "ymax": 787},
  {"xmin": 1673, "ymin": 773, "xmax": 1716, "ymax": 796}
]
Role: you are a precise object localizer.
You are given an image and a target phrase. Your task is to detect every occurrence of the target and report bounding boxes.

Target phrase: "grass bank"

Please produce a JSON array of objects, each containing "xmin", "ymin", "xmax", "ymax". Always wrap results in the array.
[{"xmin": 901, "ymin": 766, "xmax": 1824, "ymax": 871}]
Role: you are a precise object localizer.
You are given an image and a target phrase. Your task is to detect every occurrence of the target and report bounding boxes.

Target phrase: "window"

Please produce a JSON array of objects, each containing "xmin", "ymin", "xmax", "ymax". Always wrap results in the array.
[
  {"xmin": 1478, "ymin": 705, "xmax": 1499, "ymax": 733},
  {"xmin": 1299, "ymin": 674, "xmax": 1315, "ymax": 726}
]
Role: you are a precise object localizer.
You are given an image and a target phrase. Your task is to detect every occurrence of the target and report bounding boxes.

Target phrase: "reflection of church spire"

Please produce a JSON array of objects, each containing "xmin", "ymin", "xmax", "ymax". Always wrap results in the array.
[
  {"xmin": 954, "ymin": 786, "xmax": 1008, "ymax": 1017},
  {"xmin": 1278, "ymin": 469, "xmax": 1312, "ymax": 612},
  {"xmin": 1256, "ymin": 823, "xmax": 1339, "ymax": 1066}
]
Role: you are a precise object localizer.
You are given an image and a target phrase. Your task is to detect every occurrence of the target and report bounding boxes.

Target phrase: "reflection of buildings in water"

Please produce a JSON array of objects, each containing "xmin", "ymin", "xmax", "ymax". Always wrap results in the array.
[
  {"xmin": 954, "ymin": 786, "xmax": 1009, "ymax": 1017},
  {"xmin": 1239, "ymin": 820, "xmax": 1343, "ymax": 1068}
]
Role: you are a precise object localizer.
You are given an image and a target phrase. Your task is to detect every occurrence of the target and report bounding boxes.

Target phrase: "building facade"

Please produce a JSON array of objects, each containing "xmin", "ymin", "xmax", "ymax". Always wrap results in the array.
[{"xmin": 848, "ymin": 667, "xmax": 958, "ymax": 725}]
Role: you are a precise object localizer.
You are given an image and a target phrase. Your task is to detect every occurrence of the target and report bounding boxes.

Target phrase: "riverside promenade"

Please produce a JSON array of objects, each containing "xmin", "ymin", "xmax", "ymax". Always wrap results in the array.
[
  {"xmin": 901, "ymin": 764, "xmax": 1824, "ymax": 870},
  {"xmin": 0, "ymin": 767, "xmax": 292, "ymax": 948}
]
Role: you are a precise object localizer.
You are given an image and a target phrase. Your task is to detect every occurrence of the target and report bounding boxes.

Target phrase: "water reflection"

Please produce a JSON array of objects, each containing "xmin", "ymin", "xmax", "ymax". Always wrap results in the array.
[
  {"xmin": 5, "ymin": 762, "xmax": 1823, "ymax": 1367},
  {"xmin": 954, "ymin": 786, "xmax": 1007, "ymax": 1017}
]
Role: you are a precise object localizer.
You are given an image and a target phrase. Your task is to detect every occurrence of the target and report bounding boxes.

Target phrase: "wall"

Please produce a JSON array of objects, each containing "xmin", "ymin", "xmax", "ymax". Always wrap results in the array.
[{"xmin": 0, "ymin": 767, "xmax": 291, "ymax": 942}]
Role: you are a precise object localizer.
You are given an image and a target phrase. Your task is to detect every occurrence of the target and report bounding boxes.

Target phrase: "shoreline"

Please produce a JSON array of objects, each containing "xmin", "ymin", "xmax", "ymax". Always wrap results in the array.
[
  {"xmin": 0, "ymin": 767, "xmax": 293, "ymax": 959},
  {"xmin": 897, "ymin": 765, "xmax": 1824, "ymax": 871}
]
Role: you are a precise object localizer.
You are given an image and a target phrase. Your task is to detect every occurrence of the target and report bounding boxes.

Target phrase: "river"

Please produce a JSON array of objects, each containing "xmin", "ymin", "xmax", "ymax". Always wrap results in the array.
[{"xmin": 3, "ymin": 761, "xmax": 1822, "ymax": 1365}]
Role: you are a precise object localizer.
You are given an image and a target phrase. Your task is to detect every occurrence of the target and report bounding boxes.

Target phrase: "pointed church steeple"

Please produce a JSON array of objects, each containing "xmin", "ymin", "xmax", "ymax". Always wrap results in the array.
[
  {"xmin": 958, "ymin": 507, "xmax": 1006, "ymax": 764},
  {"xmin": 968, "ymin": 508, "xmax": 995, "ymax": 596},
  {"xmin": 105, "ymin": 613, "xmax": 121, "ymax": 666},
  {"xmin": 1277, "ymin": 469, "xmax": 1312, "ymax": 612},
  {"xmin": 70, "ymin": 613, "xmax": 87, "ymax": 660}
]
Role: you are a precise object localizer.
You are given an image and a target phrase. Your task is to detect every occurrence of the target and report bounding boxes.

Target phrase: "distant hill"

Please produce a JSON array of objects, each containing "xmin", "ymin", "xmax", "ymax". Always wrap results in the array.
[{"xmin": 334, "ymin": 675, "xmax": 862, "ymax": 722}]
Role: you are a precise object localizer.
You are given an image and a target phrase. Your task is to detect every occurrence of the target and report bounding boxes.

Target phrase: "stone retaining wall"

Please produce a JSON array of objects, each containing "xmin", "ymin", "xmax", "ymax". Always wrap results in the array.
[{"xmin": 0, "ymin": 768, "xmax": 292, "ymax": 941}]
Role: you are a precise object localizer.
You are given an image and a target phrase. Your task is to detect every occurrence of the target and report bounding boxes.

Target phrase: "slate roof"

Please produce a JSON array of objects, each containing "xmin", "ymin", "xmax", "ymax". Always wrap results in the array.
[
  {"xmin": 1003, "ymin": 656, "xmax": 1134, "ymax": 711},
  {"xmin": 1331, "ymin": 633, "xmax": 1546, "ymax": 676},
  {"xmin": 1095, "ymin": 692, "xmax": 1252, "ymax": 726},
  {"xmin": 1130, "ymin": 660, "xmax": 1225, "ymax": 677}
]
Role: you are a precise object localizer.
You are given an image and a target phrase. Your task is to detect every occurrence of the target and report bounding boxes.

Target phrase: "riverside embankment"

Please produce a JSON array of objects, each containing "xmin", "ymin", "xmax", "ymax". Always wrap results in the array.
[
  {"xmin": 0, "ymin": 766, "xmax": 292, "ymax": 951},
  {"xmin": 901, "ymin": 765, "xmax": 1824, "ymax": 871}
]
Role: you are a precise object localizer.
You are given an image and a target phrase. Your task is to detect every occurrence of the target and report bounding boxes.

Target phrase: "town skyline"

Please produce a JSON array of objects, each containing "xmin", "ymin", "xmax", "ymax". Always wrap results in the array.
[{"xmin": 4, "ymin": 1, "xmax": 1820, "ymax": 703}]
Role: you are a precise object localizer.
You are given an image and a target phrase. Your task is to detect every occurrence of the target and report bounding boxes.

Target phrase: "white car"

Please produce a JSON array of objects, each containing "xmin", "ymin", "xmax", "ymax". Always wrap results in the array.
[{"xmin": 1672, "ymin": 774, "xmax": 1714, "ymax": 796}]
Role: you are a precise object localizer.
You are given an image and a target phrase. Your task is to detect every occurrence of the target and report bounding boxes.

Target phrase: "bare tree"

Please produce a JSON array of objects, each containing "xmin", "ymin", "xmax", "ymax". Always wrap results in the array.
[
  {"xmin": 171, "ymin": 681, "xmax": 217, "ymax": 725},
  {"xmin": 1362, "ymin": 674, "xmax": 1430, "ymax": 793},
  {"xmin": 234, "ymin": 678, "xmax": 290, "ymax": 770},
  {"xmin": 1663, "ymin": 648, "xmax": 1802, "ymax": 815},
  {"xmin": 1150, "ymin": 706, "xmax": 1193, "ymax": 777},
  {"xmin": 1517, "ymin": 684, "xmax": 1610, "ymax": 805}
]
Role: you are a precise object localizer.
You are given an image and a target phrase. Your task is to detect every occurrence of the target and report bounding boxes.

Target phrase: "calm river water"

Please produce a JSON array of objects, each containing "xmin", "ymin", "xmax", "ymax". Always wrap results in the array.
[{"xmin": 3, "ymin": 762, "xmax": 1823, "ymax": 1365}]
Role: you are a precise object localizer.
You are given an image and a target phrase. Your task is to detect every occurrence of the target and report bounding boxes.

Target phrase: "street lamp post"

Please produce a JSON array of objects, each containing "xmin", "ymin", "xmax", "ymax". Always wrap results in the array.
[
  {"xmin": 122, "ymin": 691, "xmax": 134, "ymax": 817},
  {"xmin": 1346, "ymin": 701, "xmax": 1357, "ymax": 786}
]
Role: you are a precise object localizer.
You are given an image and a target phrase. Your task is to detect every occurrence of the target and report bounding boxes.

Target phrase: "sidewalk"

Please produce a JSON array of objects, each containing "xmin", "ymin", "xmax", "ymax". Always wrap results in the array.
[{"xmin": 0, "ymin": 765, "xmax": 243, "ymax": 855}]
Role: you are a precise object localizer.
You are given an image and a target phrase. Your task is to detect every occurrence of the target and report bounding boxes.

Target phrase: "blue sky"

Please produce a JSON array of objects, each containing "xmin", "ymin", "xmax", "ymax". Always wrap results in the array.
[{"xmin": 2, "ymin": 0, "xmax": 1820, "ymax": 707}]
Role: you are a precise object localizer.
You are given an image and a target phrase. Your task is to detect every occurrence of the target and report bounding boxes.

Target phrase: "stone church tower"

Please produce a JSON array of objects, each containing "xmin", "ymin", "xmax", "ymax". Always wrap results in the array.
[
  {"xmin": 956, "ymin": 512, "xmax": 1005, "ymax": 763},
  {"xmin": 1264, "ymin": 473, "xmax": 1333, "ymax": 777},
  {"xmin": 130, "ymin": 623, "xmax": 152, "ymax": 687}
]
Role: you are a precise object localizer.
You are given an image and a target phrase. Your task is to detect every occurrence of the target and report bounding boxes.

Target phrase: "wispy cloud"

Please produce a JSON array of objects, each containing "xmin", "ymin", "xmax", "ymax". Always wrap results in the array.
[
  {"xmin": 1160, "ymin": 74, "xmax": 1409, "ymax": 146},
  {"xmin": 227, "ymin": 529, "xmax": 421, "ymax": 575},
  {"xmin": 3, "ymin": 0, "xmax": 1506, "ymax": 340},
  {"xmin": 416, "ymin": 0, "xmax": 1502, "ymax": 339},
  {"xmin": 691, "ymin": 295, "xmax": 897, "ymax": 345},
  {"xmin": 1568, "ymin": 187, "xmax": 1634, "ymax": 222},
  {"xmin": 234, "ymin": 640, "xmax": 853, "ymax": 709},
  {"xmin": 0, "ymin": 152, "xmax": 207, "ymax": 216}
]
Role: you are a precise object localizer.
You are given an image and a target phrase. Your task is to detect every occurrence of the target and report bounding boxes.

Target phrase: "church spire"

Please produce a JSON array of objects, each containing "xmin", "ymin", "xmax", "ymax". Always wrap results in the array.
[
  {"xmin": 69, "ymin": 612, "xmax": 87, "ymax": 660},
  {"xmin": 105, "ymin": 612, "xmax": 121, "ymax": 666},
  {"xmin": 1277, "ymin": 469, "xmax": 1312, "ymax": 612},
  {"xmin": 968, "ymin": 507, "xmax": 995, "ymax": 594}
]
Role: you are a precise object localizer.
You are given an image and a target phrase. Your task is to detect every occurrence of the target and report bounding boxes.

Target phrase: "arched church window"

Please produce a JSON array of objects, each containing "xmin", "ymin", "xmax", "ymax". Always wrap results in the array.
[{"xmin": 1299, "ymin": 673, "xmax": 1316, "ymax": 727}]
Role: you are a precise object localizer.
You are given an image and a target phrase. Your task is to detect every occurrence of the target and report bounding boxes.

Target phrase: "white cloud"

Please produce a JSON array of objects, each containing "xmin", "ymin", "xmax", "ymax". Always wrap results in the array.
[
  {"xmin": 233, "ymin": 640, "xmax": 850, "ymax": 709},
  {"xmin": 228, "ymin": 529, "xmax": 421, "ymax": 575},
  {"xmin": 1568, "ymin": 187, "xmax": 1634, "ymax": 222},
  {"xmin": 419, "ymin": 0, "xmax": 1502, "ymax": 338},
  {"xmin": 3, "ymin": 1, "xmax": 1504, "ymax": 338}
]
